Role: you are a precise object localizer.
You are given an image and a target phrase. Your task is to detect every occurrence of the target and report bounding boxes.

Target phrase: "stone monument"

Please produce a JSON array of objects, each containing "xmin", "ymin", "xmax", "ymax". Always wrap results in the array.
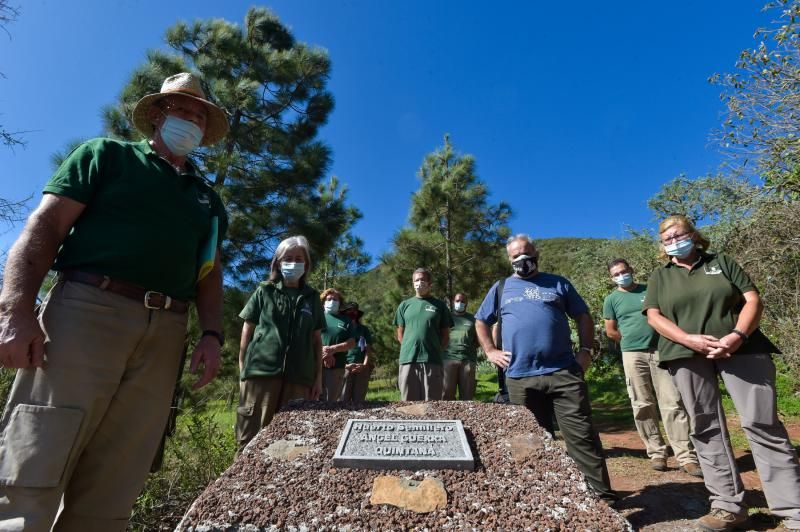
[{"xmin": 177, "ymin": 400, "xmax": 631, "ymax": 530}]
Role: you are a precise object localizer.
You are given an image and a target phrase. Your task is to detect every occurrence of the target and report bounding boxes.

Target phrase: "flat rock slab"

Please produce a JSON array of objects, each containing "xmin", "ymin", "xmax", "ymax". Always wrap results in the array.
[
  {"xmin": 369, "ymin": 475, "xmax": 447, "ymax": 513},
  {"xmin": 177, "ymin": 400, "xmax": 631, "ymax": 531}
]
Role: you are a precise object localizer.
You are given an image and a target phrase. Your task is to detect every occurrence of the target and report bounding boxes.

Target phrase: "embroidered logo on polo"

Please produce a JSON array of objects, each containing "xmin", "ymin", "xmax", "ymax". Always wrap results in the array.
[
  {"xmin": 301, "ymin": 303, "xmax": 312, "ymax": 315},
  {"xmin": 704, "ymin": 264, "xmax": 723, "ymax": 275},
  {"xmin": 197, "ymin": 192, "xmax": 210, "ymax": 205},
  {"xmin": 425, "ymin": 305, "xmax": 437, "ymax": 313},
  {"xmin": 337, "ymin": 323, "xmax": 348, "ymax": 330}
]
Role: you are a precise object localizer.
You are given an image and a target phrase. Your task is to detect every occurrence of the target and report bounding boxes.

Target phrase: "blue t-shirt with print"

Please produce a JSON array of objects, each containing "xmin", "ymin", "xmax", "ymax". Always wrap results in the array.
[{"xmin": 475, "ymin": 273, "xmax": 588, "ymax": 377}]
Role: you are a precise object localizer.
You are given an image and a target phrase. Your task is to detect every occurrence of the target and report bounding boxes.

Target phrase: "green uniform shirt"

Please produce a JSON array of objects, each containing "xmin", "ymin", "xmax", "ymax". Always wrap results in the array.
[
  {"xmin": 239, "ymin": 281, "xmax": 325, "ymax": 387},
  {"xmin": 346, "ymin": 323, "xmax": 372, "ymax": 364},
  {"xmin": 322, "ymin": 312, "xmax": 355, "ymax": 369},
  {"xmin": 445, "ymin": 312, "xmax": 478, "ymax": 362},
  {"xmin": 643, "ymin": 252, "xmax": 776, "ymax": 362},
  {"xmin": 602, "ymin": 285, "xmax": 658, "ymax": 352},
  {"xmin": 44, "ymin": 138, "xmax": 228, "ymax": 300},
  {"xmin": 394, "ymin": 296, "xmax": 454, "ymax": 365}
]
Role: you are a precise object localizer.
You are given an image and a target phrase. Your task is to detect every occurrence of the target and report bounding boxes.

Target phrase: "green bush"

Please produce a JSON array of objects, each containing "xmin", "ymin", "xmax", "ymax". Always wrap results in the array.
[{"xmin": 129, "ymin": 409, "xmax": 236, "ymax": 531}]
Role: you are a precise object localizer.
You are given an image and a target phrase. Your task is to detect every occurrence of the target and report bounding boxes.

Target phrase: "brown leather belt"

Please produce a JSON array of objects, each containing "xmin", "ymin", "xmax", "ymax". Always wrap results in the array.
[{"xmin": 58, "ymin": 270, "xmax": 189, "ymax": 313}]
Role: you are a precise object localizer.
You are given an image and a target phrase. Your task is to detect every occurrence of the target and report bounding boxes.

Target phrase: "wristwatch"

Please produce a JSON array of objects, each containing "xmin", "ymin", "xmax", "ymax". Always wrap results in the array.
[
  {"xmin": 578, "ymin": 346, "xmax": 593, "ymax": 356},
  {"xmin": 202, "ymin": 329, "xmax": 225, "ymax": 346}
]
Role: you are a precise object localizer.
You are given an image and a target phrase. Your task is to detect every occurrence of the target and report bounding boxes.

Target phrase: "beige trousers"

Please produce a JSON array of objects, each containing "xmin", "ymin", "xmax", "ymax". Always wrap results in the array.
[
  {"xmin": 236, "ymin": 376, "xmax": 309, "ymax": 453},
  {"xmin": 0, "ymin": 281, "xmax": 188, "ymax": 532},
  {"xmin": 398, "ymin": 363, "xmax": 442, "ymax": 401},
  {"xmin": 442, "ymin": 359, "xmax": 476, "ymax": 400},
  {"xmin": 321, "ymin": 367, "xmax": 345, "ymax": 402},
  {"xmin": 622, "ymin": 350, "xmax": 696, "ymax": 465},
  {"xmin": 341, "ymin": 366, "xmax": 372, "ymax": 402}
]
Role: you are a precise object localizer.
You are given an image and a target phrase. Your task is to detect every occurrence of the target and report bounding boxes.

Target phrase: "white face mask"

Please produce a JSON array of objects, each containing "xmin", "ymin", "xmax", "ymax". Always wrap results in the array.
[
  {"xmin": 453, "ymin": 301, "xmax": 466, "ymax": 312},
  {"xmin": 413, "ymin": 280, "xmax": 429, "ymax": 293},
  {"xmin": 612, "ymin": 273, "xmax": 633, "ymax": 287},
  {"xmin": 280, "ymin": 261, "xmax": 305, "ymax": 281},
  {"xmin": 324, "ymin": 299, "xmax": 339, "ymax": 313},
  {"xmin": 160, "ymin": 115, "xmax": 203, "ymax": 156},
  {"xmin": 665, "ymin": 238, "xmax": 694, "ymax": 258}
]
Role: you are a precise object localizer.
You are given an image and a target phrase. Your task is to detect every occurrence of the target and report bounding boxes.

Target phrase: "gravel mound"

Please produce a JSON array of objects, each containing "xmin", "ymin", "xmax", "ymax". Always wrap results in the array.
[{"xmin": 177, "ymin": 400, "xmax": 631, "ymax": 531}]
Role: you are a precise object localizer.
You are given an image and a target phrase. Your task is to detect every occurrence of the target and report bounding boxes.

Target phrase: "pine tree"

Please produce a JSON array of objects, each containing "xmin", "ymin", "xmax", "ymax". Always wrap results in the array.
[
  {"xmin": 384, "ymin": 134, "xmax": 512, "ymax": 307},
  {"xmin": 103, "ymin": 8, "xmax": 349, "ymax": 283},
  {"xmin": 307, "ymin": 177, "xmax": 370, "ymax": 294}
]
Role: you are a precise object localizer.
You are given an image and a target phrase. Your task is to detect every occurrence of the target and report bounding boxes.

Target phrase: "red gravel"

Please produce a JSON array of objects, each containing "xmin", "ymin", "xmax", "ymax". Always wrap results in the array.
[{"xmin": 177, "ymin": 400, "xmax": 631, "ymax": 531}]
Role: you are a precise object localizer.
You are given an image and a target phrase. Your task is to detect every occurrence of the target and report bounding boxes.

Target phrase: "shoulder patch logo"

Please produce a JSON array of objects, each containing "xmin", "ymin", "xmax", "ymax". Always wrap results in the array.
[
  {"xmin": 704, "ymin": 264, "xmax": 723, "ymax": 275},
  {"xmin": 197, "ymin": 192, "xmax": 210, "ymax": 205},
  {"xmin": 425, "ymin": 304, "xmax": 437, "ymax": 313}
]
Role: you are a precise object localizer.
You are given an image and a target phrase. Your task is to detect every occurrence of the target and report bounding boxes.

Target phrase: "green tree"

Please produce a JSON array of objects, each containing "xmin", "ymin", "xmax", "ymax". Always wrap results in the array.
[
  {"xmin": 646, "ymin": 173, "xmax": 763, "ymax": 249},
  {"xmin": 385, "ymin": 134, "xmax": 512, "ymax": 307},
  {"xmin": 103, "ymin": 8, "xmax": 348, "ymax": 283},
  {"xmin": 711, "ymin": 0, "xmax": 800, "ymax": 197},
  {"xmin": 307, "ymin": 177, "xmax": 370, "ymax": 295}
]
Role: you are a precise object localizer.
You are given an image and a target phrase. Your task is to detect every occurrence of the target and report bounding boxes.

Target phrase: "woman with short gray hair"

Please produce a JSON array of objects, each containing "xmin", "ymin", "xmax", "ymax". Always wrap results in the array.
[{"xmin": 235, "ymin": 235, "xmax": 324, "ymax": 453}]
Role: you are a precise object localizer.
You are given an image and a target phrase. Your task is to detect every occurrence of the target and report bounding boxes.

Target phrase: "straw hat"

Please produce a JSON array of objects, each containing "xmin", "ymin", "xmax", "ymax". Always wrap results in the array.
[{"xmin": 131, "ymin": 72, "xmax": 229, "ymax": 146}]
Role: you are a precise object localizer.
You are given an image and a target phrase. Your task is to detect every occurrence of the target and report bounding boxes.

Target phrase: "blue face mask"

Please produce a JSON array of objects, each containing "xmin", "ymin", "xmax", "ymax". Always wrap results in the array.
[
  {"xmin": 665, "ymin": 238, "xmax": 695, "ymax": 258},
  {"xmin": 160, "ymin": 115, "xmax": 203, "ymax": 156},
  {"xmin": 613, "ymin": 273, "xmax": 633, "ymax": 287},
  {"xmin": 280, "ymin": 261, "xmax": 305, "ymax": 281}
]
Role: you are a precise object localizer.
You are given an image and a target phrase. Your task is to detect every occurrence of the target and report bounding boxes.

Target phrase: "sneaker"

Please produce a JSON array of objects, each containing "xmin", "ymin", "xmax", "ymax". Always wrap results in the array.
[
  {"xmin": 696, "ymin": 508, "xmax": 749, "ymax": 531},
  {"xmin": 681, "ymin": 462, "xmax": 703, "ymax": 478},
  {"xmin": 650, "ymin": 458, "xmax": 667, "ymax": 471}
]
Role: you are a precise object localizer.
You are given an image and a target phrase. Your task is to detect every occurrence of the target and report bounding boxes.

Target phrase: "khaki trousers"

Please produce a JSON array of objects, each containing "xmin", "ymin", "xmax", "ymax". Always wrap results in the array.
[
  {"xmin": 622, "ymin": 350, "xmax": 696, "ymax": 465},
  {"xmin": 442, "ymin": 359, "xmax": 476, "ymax": 400},
  {"xmin": 669, "ymin": 354, "xmax": 800, "ymax": 526},
  {"xmin": 321, "ymin": 368, "xmax": 345, "ymax": 402},
  {"xmin": 398, "ymin": 363, "xmax": 442, "ymax": 401},
  {"xmin": 0, "ymin": 281, "xmax": 187, "ymax": 532},
  {"xmin": 236, "ymin": 376, "xmax": 309, "ymax": 453},
  {"xmin": 341, "ymin": 366, "xmax": 372, "ymax": 402}
]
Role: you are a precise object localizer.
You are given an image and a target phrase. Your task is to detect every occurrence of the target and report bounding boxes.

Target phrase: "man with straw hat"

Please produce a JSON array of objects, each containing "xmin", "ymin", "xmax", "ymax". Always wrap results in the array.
[{"xmin": 0, "ymin": 72, "xmax": 229, "ymax": 531}]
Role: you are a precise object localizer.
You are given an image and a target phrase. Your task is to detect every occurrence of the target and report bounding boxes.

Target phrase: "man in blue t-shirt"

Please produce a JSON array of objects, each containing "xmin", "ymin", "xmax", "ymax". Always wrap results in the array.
[{"xmin": 475, "ymin": 234, "xmax": 615, "ymax": 502}]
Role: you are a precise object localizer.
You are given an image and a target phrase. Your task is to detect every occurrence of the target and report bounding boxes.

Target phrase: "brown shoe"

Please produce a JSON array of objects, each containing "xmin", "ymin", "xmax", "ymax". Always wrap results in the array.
[
  {"xmin": 650, "ymin": 458, "xmax": 667, "ymax": 471},
  {"xmin": 696, "ymin": 508, "xmax": 749, "ymax": 531},
  {"xmin": 681, "ymin": 462, "xmax": 704, "ymax": 478}
]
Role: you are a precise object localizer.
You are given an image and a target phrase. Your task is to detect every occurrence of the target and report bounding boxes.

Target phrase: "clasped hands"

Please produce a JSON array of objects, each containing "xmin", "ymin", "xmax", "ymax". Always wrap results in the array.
[{"xmin": 683, "ymin": 332, "xmax": 743, "ymax": 359}]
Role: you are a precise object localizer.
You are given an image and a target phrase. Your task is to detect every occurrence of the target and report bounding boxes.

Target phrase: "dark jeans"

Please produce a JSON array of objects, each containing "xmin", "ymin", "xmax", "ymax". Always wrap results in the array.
[{"xmin": 506, "ymin": 364, "xmax": 613, "ymax": 498}]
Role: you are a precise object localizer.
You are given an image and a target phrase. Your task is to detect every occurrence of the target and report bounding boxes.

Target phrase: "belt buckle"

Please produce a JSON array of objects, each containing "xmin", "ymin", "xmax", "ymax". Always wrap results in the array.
[{"xmin": 144, "ymin": 291, "xmax": 171, "ymax": 310}]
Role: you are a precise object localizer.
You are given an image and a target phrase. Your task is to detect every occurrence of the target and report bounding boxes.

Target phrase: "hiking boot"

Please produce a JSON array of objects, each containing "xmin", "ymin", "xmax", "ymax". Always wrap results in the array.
[
  {"xmin": 681, "ymin": 462, "xmax": 703, "ymax": 478},
  {"xmin": 650, "ymin": 458, "xmax": 667, "ymax": 471},
  {"xmin": 696, "ymin": 508, "xmax": 749, "ymax": 531}
]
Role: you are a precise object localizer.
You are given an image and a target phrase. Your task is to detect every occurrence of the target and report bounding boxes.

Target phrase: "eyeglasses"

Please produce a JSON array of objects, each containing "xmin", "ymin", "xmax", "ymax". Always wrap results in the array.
[{"xmin": 661, "ymin": 231, "xmax": 692, "ymax": 245}]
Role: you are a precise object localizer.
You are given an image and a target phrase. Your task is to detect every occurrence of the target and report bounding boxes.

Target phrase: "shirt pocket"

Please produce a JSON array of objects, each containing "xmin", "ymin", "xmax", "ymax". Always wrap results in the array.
[{"xmin": 0, "ymin": 404, "xmax": 84, "ymax": 488}]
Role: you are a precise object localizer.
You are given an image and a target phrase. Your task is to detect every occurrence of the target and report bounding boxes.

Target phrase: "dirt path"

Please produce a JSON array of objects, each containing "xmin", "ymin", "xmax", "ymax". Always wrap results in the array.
[{"xmin": 598, "ymin": 419, "xmax": 800, "ymax": 531}]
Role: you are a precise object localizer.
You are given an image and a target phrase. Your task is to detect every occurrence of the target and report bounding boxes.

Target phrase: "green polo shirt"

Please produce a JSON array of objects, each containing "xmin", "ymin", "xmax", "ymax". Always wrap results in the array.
[
  {"xmin": 322, "ymin": 312, "xmax": 355, "ymax": 369},
  {"xmin": 44, "ymin": 138, "xmax": 228, "ymax": 300},
  {"xmin": 239, "ymin": 281, "xmax": 325, "ymax": 387},
  {"xmin": 602, "ymin": 284, "xmax": 657, "ymax": 352},
  {"xmin": 445, "ymin": 312, "xmax": 478, "ymax": 362},
  {"xmin": 346, "ymin": 323, "xmax": 372, "ymax": 364},
  {"xmin": 643, "ymin": 252, "xmax": 775, "ymax": 362},
  {"xmin": 394, "ymin": 296, "xmax": 454, "ymax": 365}
]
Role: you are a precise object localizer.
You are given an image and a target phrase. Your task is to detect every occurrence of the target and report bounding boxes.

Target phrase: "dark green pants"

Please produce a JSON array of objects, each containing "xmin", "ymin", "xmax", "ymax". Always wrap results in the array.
[{"xmin": 507, "ymin": 364, "xmax": 613, "ymax": 499}]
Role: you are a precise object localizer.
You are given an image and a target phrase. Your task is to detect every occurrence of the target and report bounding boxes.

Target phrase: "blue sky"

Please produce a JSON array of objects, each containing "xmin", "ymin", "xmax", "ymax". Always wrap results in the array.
[{"xmin": 0, "ymin": 1, "xmax": 772, "ymax": 263}]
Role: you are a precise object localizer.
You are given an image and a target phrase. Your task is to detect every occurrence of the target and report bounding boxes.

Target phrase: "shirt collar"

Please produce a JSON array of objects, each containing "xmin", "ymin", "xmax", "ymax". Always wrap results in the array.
[
  {"xmin": 663, "ymin": 251, "xmax": 712, "ymax": 270},
  {"xmin": 136, "ymin": 140, "xmax": 201, "ymax": 178}
]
